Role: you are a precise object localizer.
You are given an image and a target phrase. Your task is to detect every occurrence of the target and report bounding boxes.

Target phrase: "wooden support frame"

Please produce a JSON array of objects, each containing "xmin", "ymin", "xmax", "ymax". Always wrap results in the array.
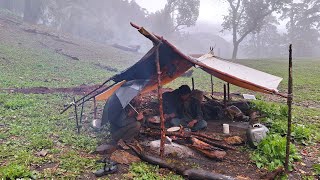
[
  {"xmin": 210, "ymin": 75, "xmax": 214, "ymax": 96},
  {"xmin": 227, "ymin": 83, "xmax": 230, "ymax": 101},
  {"xmin": 192, "ymin": 77, "xmax": 195, "ymax": 90},
  {"xmin": 60, "ymin": 78, "xmax": 113, "ymax": 114},
  {"xmin": 73, "ymin": 97, "xmax": 80, "ymax": 134},
  {"xmin": 223, "ymin": 84, "xmax": 227, "ymax": 108},
  {"xmin": 155, "ymin": 44, "xmax": 166, "ymax": 157}
]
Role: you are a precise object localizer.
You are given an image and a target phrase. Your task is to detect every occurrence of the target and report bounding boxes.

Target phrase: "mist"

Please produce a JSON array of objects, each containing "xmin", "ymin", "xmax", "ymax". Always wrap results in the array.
[{"xmin": 1, "ymin": 0, "xmax": 319, "ymax": 59}]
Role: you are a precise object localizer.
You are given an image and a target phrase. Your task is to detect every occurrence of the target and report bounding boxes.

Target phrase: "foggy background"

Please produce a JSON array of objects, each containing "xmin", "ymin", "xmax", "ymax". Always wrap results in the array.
[{"xmin": 0, "ymin": 0, "xmax": 319, "ymax": 59}]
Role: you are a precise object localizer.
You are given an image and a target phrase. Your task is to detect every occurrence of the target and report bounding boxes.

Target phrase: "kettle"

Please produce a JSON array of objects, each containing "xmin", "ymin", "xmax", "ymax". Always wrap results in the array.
[{"xmin": 246, "ymin": 123, "xmax": 269, "ymax": 148}]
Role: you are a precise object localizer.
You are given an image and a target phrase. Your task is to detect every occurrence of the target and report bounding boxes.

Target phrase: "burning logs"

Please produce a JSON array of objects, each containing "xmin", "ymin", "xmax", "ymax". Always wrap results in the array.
[
  {"xmin": 190, "ymin": 137, "xmax": 226, "ymax": 160},
  {"xmin": 141, "ymin": 129, "xmax": 236, "ymax": 151}
]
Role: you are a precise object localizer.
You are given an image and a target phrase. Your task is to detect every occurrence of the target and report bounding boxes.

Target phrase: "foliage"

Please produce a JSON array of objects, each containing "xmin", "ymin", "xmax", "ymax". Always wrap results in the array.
[
  {"xmin": 252, "ymin": 134, "xmax": 301, "ymax": 171},
  {"xmin": 222, "ymin": 0, "xmax": 290, "ymax": 59},
  {"xmin": 0, "ymin": 163, "xmax": 34, "ymax": 179},
  {"xmin": 250, "ymin": 100, "xmax": 288, "ymax": 119},
  {"xmin": 313, "ymin": 164, "xmax": 320, "ymax": 175},
  {"xmin": 59, "ymin": 151, "xmax": 96, "ymax": 175},
  {"xmin": 127, "ymin": 162, "xmax": 183, "ymax": 180},
  {"xmin": 166, "ymin": 0, "xmax": 200, "ymax": 31},
  {"xmin": 251, "ymin": 100, "xmax": 318, "ymax": 144},
  {"xmin": 148, "ymin": 0, "xmax": 200, "ymax": 36},
  {"xmin": 281, "ymin": 0, "xmax": 320, "ymax": 57}
]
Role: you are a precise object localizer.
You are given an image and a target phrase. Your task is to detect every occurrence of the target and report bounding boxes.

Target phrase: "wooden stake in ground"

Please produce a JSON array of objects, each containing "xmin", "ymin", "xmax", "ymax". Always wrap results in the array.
[
  {"xmin": 211, "ymin": 75, "xmax": 214, "ymax": 96},
  {"xmin": 73, "ymin": 97, "xmax": 80, "ymax": 134},
  {"xmin": 93, "ymin": 97, "xmax": 97, "ymax": 119},
  {"xmin": 285, "ymin": 44, "xmax": 293, "ymax": 172},
  {"xmin": 227, "ymin": 83, "xmax": 230, "ymax": 101},
  {"xmin": 223, "ymin": 84, "xmax": 227, "ymax": 108},
  {"xmin": 155, "ymin": 46, "xmax": 166, "ymax": 157}
]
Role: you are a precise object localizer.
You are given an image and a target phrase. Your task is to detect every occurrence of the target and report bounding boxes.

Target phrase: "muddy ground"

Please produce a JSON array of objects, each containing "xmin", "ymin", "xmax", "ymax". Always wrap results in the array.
[{"xmin": 3, "ymin": 85, "xmax": 319, "ymax": 179}]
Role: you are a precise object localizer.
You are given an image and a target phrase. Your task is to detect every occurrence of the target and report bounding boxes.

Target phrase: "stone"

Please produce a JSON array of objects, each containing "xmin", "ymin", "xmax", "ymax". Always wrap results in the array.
[{"xmin": 36, "ymin": 149, "xmax": 48, "ymax": 157}]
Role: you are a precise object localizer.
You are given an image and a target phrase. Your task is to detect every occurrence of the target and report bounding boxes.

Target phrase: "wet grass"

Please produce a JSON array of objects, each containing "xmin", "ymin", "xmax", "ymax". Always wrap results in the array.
[
  {"xmin": 0, "ymin": 34, "xmax": 319, "ymax": 178},
  {"xmin": 0, "ymin": 43, "xmax": 114, "ymax": 88}
]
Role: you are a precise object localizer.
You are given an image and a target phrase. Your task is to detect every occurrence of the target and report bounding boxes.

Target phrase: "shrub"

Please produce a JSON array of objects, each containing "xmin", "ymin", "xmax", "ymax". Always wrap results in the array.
[
  {"xmin": 0, "ymin": 163, "xmax": 33, "ymax": 179},
  {"xmin": 252, "ymin": 134, "xmax": 301, "ymax": 171}
]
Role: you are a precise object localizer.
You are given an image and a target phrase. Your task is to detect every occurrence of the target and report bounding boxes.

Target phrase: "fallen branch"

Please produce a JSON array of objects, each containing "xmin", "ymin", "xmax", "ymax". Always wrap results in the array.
[
  {"xmin": 195, "ymin": 136, "xmax": 237, "ymax": 151},
  {"xmin": 190, "ymin": 137, "xmax": 226, "ymax": 160},
  {"xmin": 260, "ymin": 167, "xmax": 284, "ymax": 180},
  {"xmin": 55, "ymin": 49, "xmax": 79, "ymax": 60},
  {"xmin": 127, "ymin": 143, "xmax": 235, "ymax": 180}
]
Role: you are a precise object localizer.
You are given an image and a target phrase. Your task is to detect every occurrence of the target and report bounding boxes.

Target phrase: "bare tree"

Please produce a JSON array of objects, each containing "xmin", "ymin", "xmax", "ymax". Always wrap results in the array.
[
  {"xmin": 222, "ymin": 0, "xmax": 289, "ymax": 60},
  {"xmin": 0, "ymin": 0, "xmax": 13, "ymax": 11}
]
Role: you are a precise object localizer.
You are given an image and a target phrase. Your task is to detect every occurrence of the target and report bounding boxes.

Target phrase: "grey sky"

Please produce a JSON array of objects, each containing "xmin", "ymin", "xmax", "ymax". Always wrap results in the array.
[{"xmin": 135, "ymin": 0, "xmax": 228, "ymax": 24}]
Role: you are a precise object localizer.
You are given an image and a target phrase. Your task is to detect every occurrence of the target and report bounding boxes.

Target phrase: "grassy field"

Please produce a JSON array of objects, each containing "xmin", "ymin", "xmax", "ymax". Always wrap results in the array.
[{"xmin": 0, "ymin": 13, "xmax": 319, "ymax": 178}]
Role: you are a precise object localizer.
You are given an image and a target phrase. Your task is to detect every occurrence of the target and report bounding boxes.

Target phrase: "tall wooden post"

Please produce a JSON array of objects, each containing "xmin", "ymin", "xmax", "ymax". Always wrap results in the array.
[
  {"xmin": 93, "ymin": 97, "xmax": 97, "ymax": 119},
  {"xmin": 79, "ymin": 99, "xmax": 85, "ymax": 123},
  {"xmin": 227, "ymin": 83, "xmax": 230, "ymax": 101},
  {"xmin": 285, "ymin": 44, "xmax": 293, "ymax": 172},
  {"xmin": 223, "ymin": 84, "xmax": 227, "ymax": 108},
  {"xmin": 73, "ymin": 97, "xmax": 80, "ymax": 134},
  {"xmin": 192, "ymin": 77, "xmax": 195, "ymax": 90},
  {"xmin": 211, "ymin": 75, "xmax": 214, "ymax": 96},
  {"xmin": 155, "ymin": 46, "xmax": 165, "ymax": 157}
]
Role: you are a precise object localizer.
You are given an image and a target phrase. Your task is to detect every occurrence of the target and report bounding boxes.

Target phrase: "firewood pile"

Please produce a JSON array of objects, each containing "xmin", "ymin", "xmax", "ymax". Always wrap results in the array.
[{"xmin": 140, "ymin": 127, "xmax": 242, "ymax": 160}]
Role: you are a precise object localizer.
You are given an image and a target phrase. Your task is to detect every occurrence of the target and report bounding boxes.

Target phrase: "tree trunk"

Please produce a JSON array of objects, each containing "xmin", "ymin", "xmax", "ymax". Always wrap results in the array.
[
  {"xmin": 0, "ymin": 0, "xmax": 12, "ymax": 11},
  {"xmin": 232, "ymin": 42, "xmax": 239, "ymax": 60},
  {"xmin": 23, "ymin": 0, "xmax": 41, "ymax": 24}
]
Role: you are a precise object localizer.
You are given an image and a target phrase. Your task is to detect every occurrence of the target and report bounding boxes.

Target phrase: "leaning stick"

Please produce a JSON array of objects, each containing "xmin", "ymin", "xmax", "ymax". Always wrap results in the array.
[{"xmin": 60, "ymin": 78, "xmax": 114, "ymax": 114}]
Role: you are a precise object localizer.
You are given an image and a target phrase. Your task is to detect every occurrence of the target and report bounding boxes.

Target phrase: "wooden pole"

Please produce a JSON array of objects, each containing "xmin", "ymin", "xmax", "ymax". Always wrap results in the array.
[
  {"xmin": 93, "ymin": 97, "xmax": 97, "ymax": 119},
  {"xmin": 79, "ymin": 98, "xmax": 85, "ymax": 123},
  {"xmin": 227, "ymin": 83, "xmax": 230, "ymax": 101},
  {"xmin": 155, "ymin": 45, "xmax": 165, "ymax": 157},
  {"xmin": 223, "ymin": 84, "xmax": 227, "ymax": 108},
  {"xmin": 210, "ymin": 75, "xmax": 214, "ymax": 96},
  {"xmin": 192, "ymin": 77, "xmax": 195, "ymax": 90},
  {"xmin": 73, "ymin": 97, "xmax": 80, "ymax": 134},
  {"xmin": 285, "ymin": 44, "xmax": 293, "ymax": 173},
  {"xmin": 76, "ymin": 81, "xmax": 117, "ymax": 107},
  {"xmin": 60, "ymin": 78, "xmax": 113, "ymax": 114}
]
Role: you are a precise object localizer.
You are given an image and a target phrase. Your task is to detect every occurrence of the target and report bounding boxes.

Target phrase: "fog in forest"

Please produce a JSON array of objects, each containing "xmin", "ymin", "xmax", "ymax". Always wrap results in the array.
[{"xmin": 1, "ymin": 0, "xmax": 319, "ymax": 59}]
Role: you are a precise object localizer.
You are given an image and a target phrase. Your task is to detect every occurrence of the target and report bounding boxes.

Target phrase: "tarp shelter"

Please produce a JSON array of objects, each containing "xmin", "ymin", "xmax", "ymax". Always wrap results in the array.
[{"xmin": 96, "ymin": 22, "xmax": 284, "ymax": 101}]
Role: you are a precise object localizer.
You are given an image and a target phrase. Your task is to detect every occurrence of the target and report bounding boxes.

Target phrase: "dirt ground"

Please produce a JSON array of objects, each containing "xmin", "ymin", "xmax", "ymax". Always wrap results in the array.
[
  {"xmin": 4, "ymin": 85, "xmax": 319, "ymax": 179},
  {"xmin": 0, "ymin": 84, "xmax": 101, "ymax": 95}
]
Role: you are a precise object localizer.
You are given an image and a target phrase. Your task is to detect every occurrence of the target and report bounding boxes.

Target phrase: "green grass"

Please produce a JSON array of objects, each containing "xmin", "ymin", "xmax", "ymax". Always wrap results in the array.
[
  {"xmin": 0, "ymin": 93, "xmax": 100, "ymax": 178},
  {"xmin": 0, "ymin": 43, "xmax": 114, "ymax": 88},
  {"xmin": 0, "ymin": 24, "xmax": 319, "ymax": 178},
  {"xmin": 125, "ymin": 162, "xmax": 183, "ymax": 180}
]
